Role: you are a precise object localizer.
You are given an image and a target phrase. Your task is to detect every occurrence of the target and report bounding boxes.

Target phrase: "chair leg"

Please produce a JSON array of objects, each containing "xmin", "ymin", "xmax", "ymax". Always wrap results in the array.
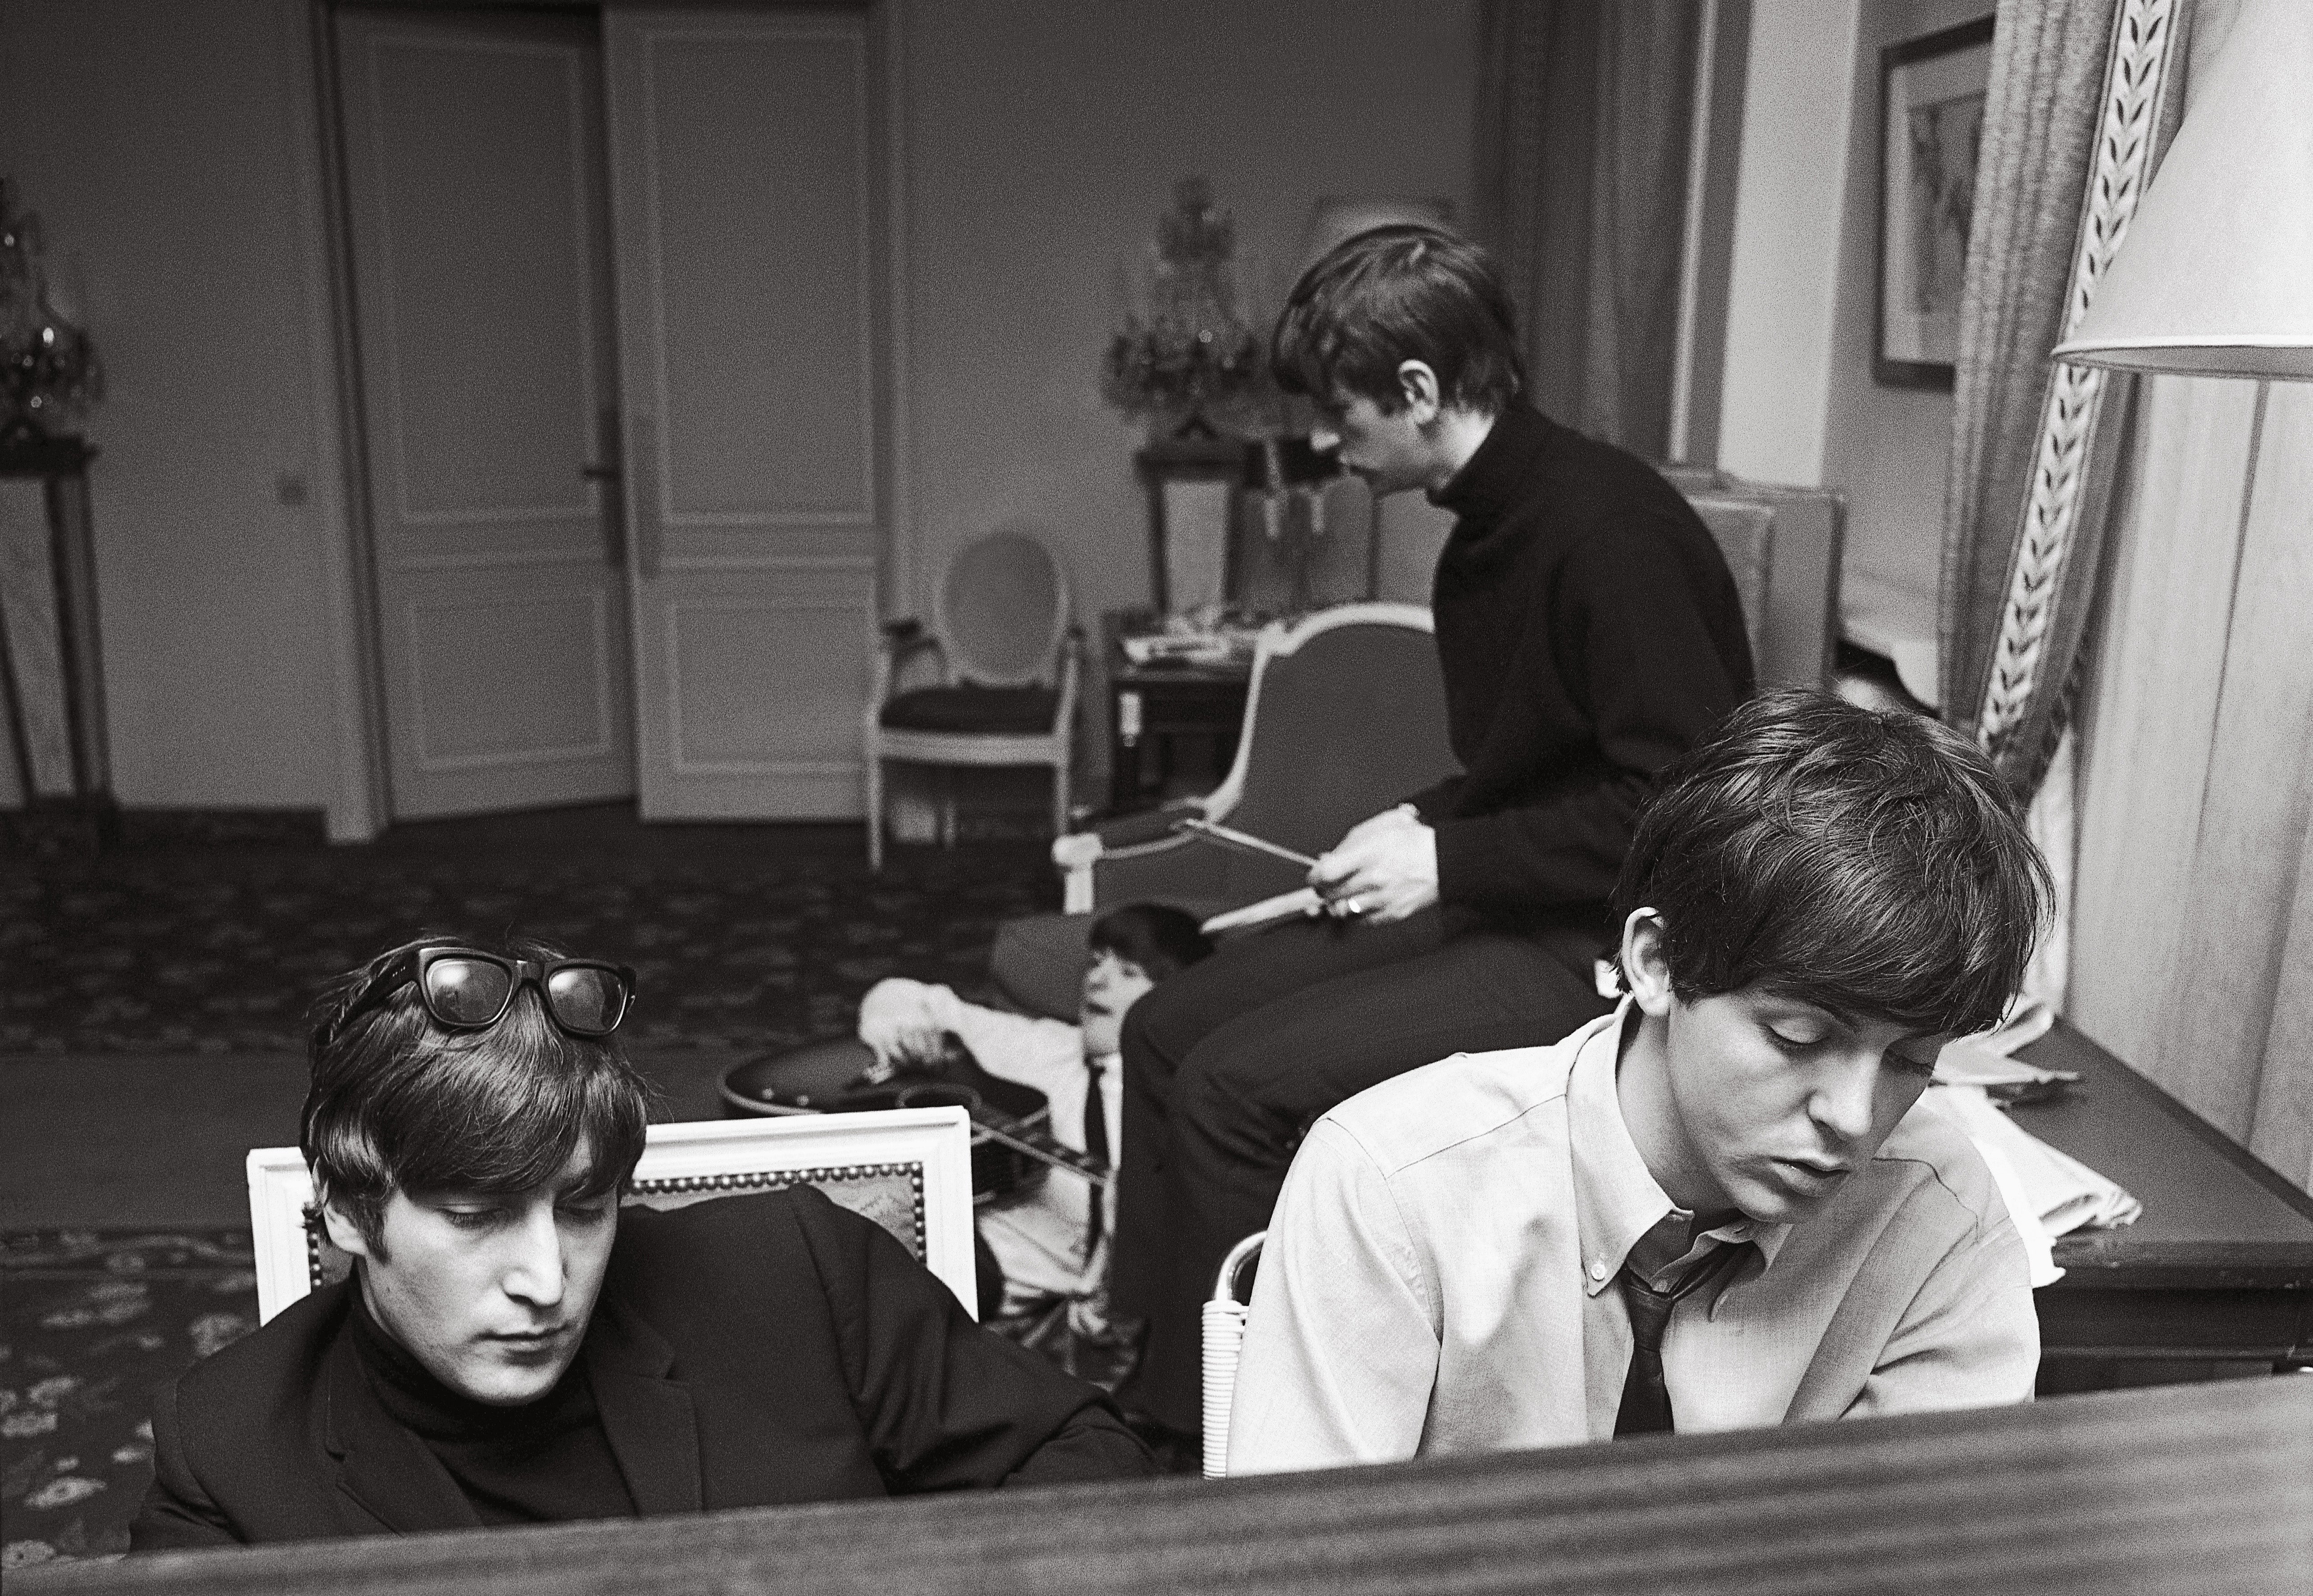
[
  {"xmin": 940, "ymin": 771, "xmax": 956, "ymax": 849},
  {"xmin": 866, "ymin": 752, "xmax": 884, "ymax": 872},
  {"xmin": 1051, "ymin": 761, "xmax": 1069, "ymax": 842}
]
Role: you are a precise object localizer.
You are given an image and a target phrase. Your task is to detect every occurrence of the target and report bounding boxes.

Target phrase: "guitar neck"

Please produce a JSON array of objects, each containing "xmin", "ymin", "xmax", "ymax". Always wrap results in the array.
[{"xmin": 968, "ymin": 1114, "xmax": 1111, "ymax": 1188}]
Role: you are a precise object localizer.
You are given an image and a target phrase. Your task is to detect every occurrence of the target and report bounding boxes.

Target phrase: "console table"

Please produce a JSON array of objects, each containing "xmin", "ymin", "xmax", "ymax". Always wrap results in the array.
[
  {"xmin": 2018, "ymin": 1023, "xmax": 2313, "ymax": 1383},
  {"xmin": 0, "ymin": 432, "xmax": 111, "ymax": 847},
  {"xmin": 1102, "ymin": 610, "xmax": 1251, "ymax": 812}
]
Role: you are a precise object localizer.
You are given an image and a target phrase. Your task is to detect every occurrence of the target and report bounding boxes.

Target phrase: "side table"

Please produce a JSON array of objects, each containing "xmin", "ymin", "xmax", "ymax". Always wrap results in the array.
[
  {"xmin": 1103, "ymin": 610, "xmax": 1251, "ymax": 812},
  {"xmin": 0, "ymin": 432, "xmax": 113, "ymax": 847}
]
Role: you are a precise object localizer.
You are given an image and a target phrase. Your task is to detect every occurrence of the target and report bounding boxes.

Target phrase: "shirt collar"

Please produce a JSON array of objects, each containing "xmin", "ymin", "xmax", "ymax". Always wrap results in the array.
[
  {"xmin": 1567, "ymin": 1000, "xmax": 1787, "ymax": 1297},
  {"xmin": 1430, "ymin": 401, "xmax": 1553, "ymax": 523}
]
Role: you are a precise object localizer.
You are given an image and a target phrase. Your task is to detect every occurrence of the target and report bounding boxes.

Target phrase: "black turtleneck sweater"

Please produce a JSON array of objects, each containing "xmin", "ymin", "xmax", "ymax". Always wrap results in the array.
[
  {"xmin": 349, "ymin": 1293, "xmax": 636, "ymax": 1527},
  {"xmin": 1410, "ymin": 403, "xmax": 1753, "ymax": 931}
]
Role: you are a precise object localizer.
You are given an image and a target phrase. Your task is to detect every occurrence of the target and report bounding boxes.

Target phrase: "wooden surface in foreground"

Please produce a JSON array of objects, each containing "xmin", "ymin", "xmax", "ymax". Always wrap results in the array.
[{"xmin": 21, "ymin": 1376, "xmax": 2313, "ymax": 1596}]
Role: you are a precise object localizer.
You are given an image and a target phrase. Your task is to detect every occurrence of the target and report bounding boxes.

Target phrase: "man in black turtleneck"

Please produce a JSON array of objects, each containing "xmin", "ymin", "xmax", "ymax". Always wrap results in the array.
[
  {"xmin": 1112, "ymin": 227, "xmax": 1754, "ymax": 1441},
  {"xmin": 132, "ymin": 935, "xmax": 1149, "ymax": 1550}
]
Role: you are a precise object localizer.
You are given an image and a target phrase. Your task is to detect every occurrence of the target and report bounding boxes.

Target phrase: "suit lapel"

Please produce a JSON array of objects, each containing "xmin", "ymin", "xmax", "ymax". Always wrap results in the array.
[
  {"xmin": 322, "ymin": 1326, "xmax": 482, "ymax": 1536},
  {"xmin": 586, "ymin": 1299, "xmax": 703, "ymax": 1517}
]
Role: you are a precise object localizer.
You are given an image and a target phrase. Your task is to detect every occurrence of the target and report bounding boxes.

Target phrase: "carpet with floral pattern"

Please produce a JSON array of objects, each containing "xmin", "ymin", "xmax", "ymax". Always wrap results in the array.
[{"xmin": 0, "ymin": 1231, "xmax": 257, "ymax": 1569}]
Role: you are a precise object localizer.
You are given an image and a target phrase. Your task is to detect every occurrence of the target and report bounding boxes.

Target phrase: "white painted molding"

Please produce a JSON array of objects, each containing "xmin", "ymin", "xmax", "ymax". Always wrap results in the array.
[{"xmin": 283, "ymin": 0, "xmax": 386, "ymax": 841}]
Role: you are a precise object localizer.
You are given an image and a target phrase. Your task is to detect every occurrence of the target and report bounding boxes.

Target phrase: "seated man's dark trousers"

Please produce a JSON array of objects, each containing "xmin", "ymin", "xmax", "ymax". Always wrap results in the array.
[{"xmin": 1113, "ymin": 905, "xmax": 1608, "ymax": 1433}]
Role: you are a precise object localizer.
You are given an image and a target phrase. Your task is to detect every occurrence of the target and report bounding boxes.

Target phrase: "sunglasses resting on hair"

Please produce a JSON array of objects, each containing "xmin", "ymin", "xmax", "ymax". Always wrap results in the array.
[{"xmin": 316, "ymin": 945, "xmax": 637, "ymax": 1050}]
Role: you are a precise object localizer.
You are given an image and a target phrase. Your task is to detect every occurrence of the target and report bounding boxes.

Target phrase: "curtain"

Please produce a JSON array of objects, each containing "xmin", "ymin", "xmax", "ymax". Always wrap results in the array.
[
  {"xmin": 1940, "ymin": 0, "xmax": 2190, "ymax": 790},
  {"xmin": 1472, "ymin": 0, "xmax": 1701, "ymax": 459}
]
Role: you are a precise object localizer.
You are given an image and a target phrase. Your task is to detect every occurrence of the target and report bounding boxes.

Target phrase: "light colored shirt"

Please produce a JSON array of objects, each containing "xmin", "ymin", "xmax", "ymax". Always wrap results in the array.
[
  {"xmin": 856, "ymin": 979, "xmax": 1119, "ymax": 1313},
  {"xmin": 1227, "ymin": 1004, "xmax": 2038, "ymax": 1475}
]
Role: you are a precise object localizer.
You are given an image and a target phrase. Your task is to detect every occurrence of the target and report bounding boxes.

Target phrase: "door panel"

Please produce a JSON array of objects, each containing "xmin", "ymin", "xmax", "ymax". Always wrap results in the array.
[
  {"xmin": 402, "ymin": 590, "xmax": 620, "ymax": 766},
  {"xmin": 338, "ymin": 8, "xmax": 634, "ymax": 818},
  {"xmin": 606, "ymin": 7, "xmax": 884, "ymax": 818}
]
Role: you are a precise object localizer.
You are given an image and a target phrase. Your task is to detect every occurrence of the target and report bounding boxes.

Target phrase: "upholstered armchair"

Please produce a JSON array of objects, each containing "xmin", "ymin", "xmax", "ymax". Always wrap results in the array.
[{"xmin": 864, "ymin": 530, "xmax": 1081, "ymax": 869}]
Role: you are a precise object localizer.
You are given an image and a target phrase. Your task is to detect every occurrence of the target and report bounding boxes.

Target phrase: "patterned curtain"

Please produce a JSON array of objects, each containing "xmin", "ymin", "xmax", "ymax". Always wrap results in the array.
[
  {"xmin": 1472, "ymin": 0, "xmax": 1702, "ymax": 458},
  {"xmin": 1940, "ymin": 0, "xmax": 2191, "ymax": 791}
]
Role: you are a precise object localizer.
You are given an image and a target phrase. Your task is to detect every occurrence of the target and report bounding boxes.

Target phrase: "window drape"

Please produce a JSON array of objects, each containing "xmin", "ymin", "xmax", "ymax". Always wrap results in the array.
[{"xmin": 1939, "ymin": 0, "xmax": 2188, "ymax": 791}]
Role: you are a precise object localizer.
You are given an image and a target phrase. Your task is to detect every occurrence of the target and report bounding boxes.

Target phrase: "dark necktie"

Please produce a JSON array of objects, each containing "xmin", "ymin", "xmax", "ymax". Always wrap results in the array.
[
  {"xmin": 1080, "ymin": 1055, "xmax": 1111, "ymax": 1259},
  {"xmin": 1614, "ymin": 1244, "xmax": 1744, "ymax": 1437}
]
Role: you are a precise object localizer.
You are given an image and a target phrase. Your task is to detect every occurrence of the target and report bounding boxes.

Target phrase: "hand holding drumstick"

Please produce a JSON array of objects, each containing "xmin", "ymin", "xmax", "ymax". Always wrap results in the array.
[{"xmin": 1305, "ymin": 804, "xmax": 1440, "ymax": 924}]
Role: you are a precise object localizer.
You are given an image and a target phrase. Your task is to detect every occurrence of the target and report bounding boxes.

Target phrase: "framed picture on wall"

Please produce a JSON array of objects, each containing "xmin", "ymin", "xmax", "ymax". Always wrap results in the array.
[{"xmin": 1876, "ymin": 15, "xmax": 1995, "ymax": 390}]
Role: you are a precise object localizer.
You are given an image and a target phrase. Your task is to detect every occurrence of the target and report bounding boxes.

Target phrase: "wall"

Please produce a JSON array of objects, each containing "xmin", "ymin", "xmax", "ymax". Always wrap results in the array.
[
  {"xmin": 0, "ymin": 0, "xmax": 346, "ymax": 813},
  {"xmin": 1817, "ymin": 0, "xmax": 1991, "ymax": 708},
  {"xmin": 900, "ymin": 0, "xmax": 1478, "ymax": 630},
  {"xmin": 1713, "ymin": 0, "xmax": 1860, "ymax": 489},
  {"xmin": 2, "ymin": 0, "xmax": 1477, "ymax": 821},
  {"xmin": 2072, "ymin": 379, "xmax": 2313, "ymax": 1193},
  {"xmin": 2069, "ymin": 0, "xmax": 2313, "ymax": 1193}
]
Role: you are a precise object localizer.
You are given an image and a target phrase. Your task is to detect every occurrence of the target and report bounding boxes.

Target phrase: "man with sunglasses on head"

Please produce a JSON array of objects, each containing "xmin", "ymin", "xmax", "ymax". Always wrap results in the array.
[{"xmin": 131, "ymin": 934, "xmax": 1150, "ymax": 1551}]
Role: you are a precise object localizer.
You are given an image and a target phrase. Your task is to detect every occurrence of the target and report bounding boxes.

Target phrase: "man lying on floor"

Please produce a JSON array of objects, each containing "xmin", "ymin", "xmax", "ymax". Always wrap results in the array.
[
  {"xmin": 855, "ymin": 904, "xmax": 1212, "ymax": 1346},
  {"xmin": 131, "ymin": 935, "xmax": 1151, "ymax": 1551},
  {"xmin": 1228, "ymin": 692, "xmax": 2052, "ymax": 1473}
]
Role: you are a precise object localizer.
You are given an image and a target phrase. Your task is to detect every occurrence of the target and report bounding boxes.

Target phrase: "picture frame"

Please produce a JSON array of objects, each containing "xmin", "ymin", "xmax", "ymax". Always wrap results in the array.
[{"xmin": 1876, "ymin": 16, "xmax": 1995, "ymax": 390}]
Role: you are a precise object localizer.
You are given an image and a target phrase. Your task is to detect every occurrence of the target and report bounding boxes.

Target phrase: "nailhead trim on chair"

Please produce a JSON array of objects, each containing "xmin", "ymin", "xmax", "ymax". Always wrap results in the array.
[{"xmin": 304, "ymin": 1163, "xmax": 929, "ymax": 1287}]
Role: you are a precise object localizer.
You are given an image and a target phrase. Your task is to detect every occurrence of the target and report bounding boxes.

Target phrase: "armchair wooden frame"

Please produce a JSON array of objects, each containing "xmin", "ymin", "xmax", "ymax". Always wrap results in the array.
[
  {"xmin": 246, "ymin": 1109, "xmax": 982, "ymax": 1326},
  {"xmin": 1054, "ymin": 601, "xmax": 1435, "ymax": 914}
]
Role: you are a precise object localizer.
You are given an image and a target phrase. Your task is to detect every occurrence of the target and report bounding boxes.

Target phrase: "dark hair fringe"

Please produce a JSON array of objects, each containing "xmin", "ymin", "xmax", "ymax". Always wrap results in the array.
[
  {"xmin": 1612, "ymin": 691, "xmax": 2052, "ymax": 1037},
  {"xmin": 303, "ymin": 934, "xmax": 652, "ymax": 1252},
  {"xmin": 1087, "ymin": 902, "xmax": 1214, "ymax": 982},
  {"xmin": 1271, "ymin": 225, "xmax": 1525, "ymax": 416}
]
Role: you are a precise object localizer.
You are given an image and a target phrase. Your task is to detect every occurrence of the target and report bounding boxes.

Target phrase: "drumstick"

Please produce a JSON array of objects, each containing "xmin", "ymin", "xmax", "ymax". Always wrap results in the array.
[{"xmin": 1176, "ymin": 818, "xmax": 1320, "ymax": 870}]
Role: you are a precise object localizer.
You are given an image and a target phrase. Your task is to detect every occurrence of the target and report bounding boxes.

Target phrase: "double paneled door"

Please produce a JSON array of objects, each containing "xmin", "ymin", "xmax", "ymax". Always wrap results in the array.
[
  {"xmin": 339, "ymin": 5, "xmax": 885, "ymax": 820},
  {"xmin": 338, "ymin": 8, "xmax": 634, "ymax": 818}
]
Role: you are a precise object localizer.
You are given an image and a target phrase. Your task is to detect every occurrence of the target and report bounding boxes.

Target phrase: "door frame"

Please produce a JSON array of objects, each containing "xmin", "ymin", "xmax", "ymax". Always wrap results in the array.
[{"xmin": 296, "ymin": 0, "xmax": 915, "ymax": 839}]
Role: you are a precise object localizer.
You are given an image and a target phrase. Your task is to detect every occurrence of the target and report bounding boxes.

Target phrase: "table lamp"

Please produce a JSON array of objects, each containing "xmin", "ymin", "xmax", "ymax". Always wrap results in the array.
[{"xmin": 2052, "ymin": 0, "xmax": 2313, "ymax": 380}]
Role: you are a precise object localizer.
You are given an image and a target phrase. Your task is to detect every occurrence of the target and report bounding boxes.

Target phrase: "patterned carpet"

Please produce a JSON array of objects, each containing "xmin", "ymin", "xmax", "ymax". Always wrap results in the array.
[
  {"xmin": 2, "ymin": 809, "xmax": 1080, "ymax": 1564},
  {"xmin": 4, "ymin": 818, "xmax": 1056, "ymax": 1056},
  {"xmin": 0, "ymin": 1231, "xmax": 257, "ymax": 1569}
]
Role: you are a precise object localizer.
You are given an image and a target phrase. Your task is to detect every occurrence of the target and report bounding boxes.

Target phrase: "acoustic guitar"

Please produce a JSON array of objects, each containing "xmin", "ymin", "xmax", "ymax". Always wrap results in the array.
[{"xmin": 719, "ymin": 1034, "xmax": 1108, "ymax": 1203}]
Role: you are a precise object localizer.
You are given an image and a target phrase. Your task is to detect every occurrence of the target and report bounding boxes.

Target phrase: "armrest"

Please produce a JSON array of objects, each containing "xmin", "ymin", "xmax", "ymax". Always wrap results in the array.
[
  {"xmin": 879, "ymin": 616, "xmax": 941, "ymax": 657},
  {"xmin": 1091, "ymin": 806, "xmax": 1191, "ymax": 849},
  {"xmin": 872, "ymin": 618, "xmax": 946, "ymax": 704},
  {"xmin": 1050, "ymin": 814, "xmax": 1235, "ymax": 914}
]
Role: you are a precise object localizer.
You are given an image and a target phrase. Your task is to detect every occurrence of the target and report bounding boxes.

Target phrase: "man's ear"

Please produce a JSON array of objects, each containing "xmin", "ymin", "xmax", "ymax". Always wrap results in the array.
[
  {"xmin": 1394, "ymin": 359, "xmax": 1443, "ymax": 424},
  {"xmin": 318, "ymin": 1185, "xmax": 377, "ymax": 1261},
  {"xmin": 1620, "ymin": 909, "xmax": 1677, "ymax": 1018}
]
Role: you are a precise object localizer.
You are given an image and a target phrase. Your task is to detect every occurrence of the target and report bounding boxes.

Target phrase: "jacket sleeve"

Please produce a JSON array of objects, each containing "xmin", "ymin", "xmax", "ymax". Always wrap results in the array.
[
  {"xmin": 1400, "ymin": 773, "xmax": 1467, "ymax": 823},
  {"xmin": 789, "ymin": 1186, "xmax": 1153, "ymax": 1490},
  {"xmin": 127, "ymin": 1383, "xmax": 243, "ymax": 1552},
  {"xmin": 1431, "ymin": 524, "xmax": 1747, "ymax": 912}
]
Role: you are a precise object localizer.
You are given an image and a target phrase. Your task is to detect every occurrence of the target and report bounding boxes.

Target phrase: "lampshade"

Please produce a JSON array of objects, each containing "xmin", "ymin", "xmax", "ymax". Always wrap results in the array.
[
  {"xmin": 1295, "ymin": 197, "xmax": 1456, "ymax": 274},
  {"xmin": 2051, "ymin": 0, "xmax": 2313, "ymax": 380}
]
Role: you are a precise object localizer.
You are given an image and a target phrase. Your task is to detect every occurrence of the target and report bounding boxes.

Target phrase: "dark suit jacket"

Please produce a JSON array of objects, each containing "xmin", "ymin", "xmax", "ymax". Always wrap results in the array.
[{"xmin": 131, "ymin": 1185, "xmax": 1150, "ymax": 1549}]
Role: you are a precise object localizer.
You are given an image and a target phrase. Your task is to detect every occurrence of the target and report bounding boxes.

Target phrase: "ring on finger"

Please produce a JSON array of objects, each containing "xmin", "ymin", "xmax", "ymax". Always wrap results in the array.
[{"xmin": 1345, "ymin": 896, "xmax": 1366, "ymax": 916}]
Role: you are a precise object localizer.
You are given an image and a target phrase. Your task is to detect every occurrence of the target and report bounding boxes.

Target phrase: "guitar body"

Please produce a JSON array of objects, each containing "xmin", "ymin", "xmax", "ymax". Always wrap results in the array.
[{"xmin": 720, "ymin": 1035, "xmax": 1054, "ymax": 1202}]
